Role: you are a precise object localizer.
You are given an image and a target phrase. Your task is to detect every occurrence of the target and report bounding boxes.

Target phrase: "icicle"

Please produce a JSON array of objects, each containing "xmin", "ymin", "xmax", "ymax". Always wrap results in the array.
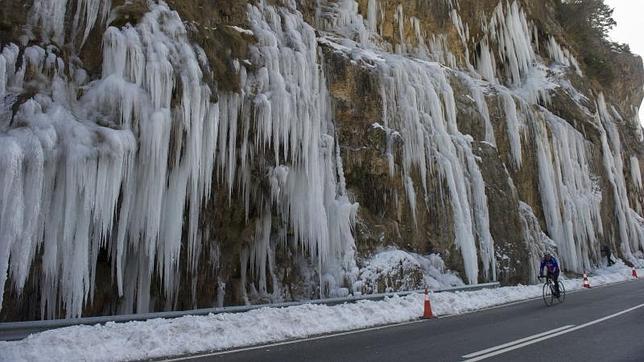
[
  {"xmin": 0, "ymin": 55, "xmax": 7, "ymax": 102},
  {"xmin": 488, "ymin": 1, "xmax": 536, "ymax": 87},
  {"xmin": 366, "ymin": 0, "xmax": 378, "ymax": 33},
  {"xmin": 477, "ymin": 39, "xmax": 497, "ymax": 82},
  {"xmin": 318, "ymin": 0, "xmax": 371, "ymax": 46},
  {"xmin": 72, "ymin": 0, "xmax": 112, "ymax": 47},
  {"xmin": 501, "ymin": 90, "xmax": 522, "ymax": 167},
  {"xmin": 518, "ymin": 202, "xmax": 556, "ymax": 283},
  {"xmin": 630, "ymin": 156, "xmax": 642, "ymax": 190},
  {"xmin": 28, "ymin": 0, "xmax": 110, "ymax": 47}
]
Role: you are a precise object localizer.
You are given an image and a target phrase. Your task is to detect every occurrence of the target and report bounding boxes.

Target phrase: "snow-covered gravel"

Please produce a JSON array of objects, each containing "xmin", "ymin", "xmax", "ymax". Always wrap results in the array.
[{"xmin": 1, "ymin": 264, "xmax": 641, "ymax": 362}]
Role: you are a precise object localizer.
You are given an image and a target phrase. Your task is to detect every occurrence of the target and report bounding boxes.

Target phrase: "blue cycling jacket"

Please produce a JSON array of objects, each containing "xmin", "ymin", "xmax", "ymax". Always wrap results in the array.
[{"xmin": 540, "ymin": 257, "xmax": 560, "ymax": 276}]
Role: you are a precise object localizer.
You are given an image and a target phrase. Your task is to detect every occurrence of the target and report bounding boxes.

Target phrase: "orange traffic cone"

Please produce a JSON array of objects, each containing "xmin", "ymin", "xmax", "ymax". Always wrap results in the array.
[
  {"xmin": 583, "ymin": 272, "xmax": 591, "ymax": 288},
  {"xmin": 632, "ymin": 267, "xmax": 639, "ymax": 279},
  {"xmin": 422, "ymin": 288, "xmax": 434, "ymax": 319}
]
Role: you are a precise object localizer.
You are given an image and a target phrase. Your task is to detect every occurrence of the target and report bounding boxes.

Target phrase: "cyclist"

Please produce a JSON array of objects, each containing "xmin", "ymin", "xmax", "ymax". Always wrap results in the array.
[{"xmin": 539, "ymin": 253, "xmax": 560, "ymax": 298}]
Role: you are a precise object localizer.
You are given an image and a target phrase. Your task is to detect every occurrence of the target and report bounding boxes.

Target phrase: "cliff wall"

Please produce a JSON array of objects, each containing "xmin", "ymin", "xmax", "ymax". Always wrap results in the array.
[{"xmin": 0, "ymin": 0, "xmax": 642, "ymax": 320}]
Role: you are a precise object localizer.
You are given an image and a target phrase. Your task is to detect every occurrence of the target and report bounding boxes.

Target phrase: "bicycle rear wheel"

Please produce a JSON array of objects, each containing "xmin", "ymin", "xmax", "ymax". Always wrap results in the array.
[{"xmin": 542, "ymin": 283, "xmax": 554, "ymax": 306}]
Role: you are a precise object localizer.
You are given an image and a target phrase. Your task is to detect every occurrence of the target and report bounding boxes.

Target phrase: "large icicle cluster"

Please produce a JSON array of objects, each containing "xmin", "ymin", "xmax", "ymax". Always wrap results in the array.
[
  {"xmin": 320, "ymin": 0, "xmax": 642, "ymax": 277},
  {"xmin": 597, "ymin": 94, "xmax": 644, "ymax": 261},
  {"xmin": 318, "ymin": 1, "xmax": 497, "ymax": 284},
  {"xmin": 28, "ymin": 0, "xmax": 112, "ymax": 47},
  {"xmin": 237, "ymin": 1, "xmax": 360, "ymax": 299},
  {"xmin": 1, "ymin": 2, "xmax": 220, "ymax": 317},
  {"xmin": 532, "ymin": 109, "xmax": 603, "ymax": 272},
  {"xmin": 1, "ymin": 0, "xmax": 362, "ymax": 317},
  {"xmin": 487, "ymin": 1, "xmax": 536, "ymax": 87},
  {"xmin": 376, "ymin": 59, "xmax": 496, "ymax": 284}
]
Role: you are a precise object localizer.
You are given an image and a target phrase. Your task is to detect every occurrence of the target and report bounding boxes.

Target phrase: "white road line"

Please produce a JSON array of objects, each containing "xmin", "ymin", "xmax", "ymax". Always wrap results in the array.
[
  {"xmin": 463, "ymin": 303, "xmax": 644, "ymax": 361},
  {"xmin": 462, "ymin": 325, "xmax": 575, "ymax": 358}
]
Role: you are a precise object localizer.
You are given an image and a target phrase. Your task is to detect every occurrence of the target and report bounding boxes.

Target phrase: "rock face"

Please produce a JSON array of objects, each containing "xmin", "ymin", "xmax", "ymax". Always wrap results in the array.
[{"xmin": 0, "ymin": 0, "xmax": 643, "ymax": 321}]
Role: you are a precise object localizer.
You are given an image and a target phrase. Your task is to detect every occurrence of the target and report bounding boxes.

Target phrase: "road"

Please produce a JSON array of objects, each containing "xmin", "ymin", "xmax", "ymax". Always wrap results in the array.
[{"xmin": 167, "ymin": 278, "xmax": 644, "ymax": 362}]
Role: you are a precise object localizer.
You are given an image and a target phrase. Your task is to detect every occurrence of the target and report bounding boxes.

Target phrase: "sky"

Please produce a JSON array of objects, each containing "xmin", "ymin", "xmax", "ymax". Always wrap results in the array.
[{"xmin": 605, "ymin": 0, "xmax": 644, "ymax": 123}]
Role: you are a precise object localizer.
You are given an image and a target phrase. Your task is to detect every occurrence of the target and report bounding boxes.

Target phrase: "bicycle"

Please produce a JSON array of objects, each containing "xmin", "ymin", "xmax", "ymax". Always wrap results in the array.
[{"xmin": 538, "ymin": 275, "xmax": 566, "ymax": 306}]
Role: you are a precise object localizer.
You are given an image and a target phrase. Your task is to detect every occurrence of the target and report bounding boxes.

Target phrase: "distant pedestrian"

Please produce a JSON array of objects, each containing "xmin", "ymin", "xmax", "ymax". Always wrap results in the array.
[{"xmin": 601, "ymin": 245, "xmax": 615, "ymax": 266}]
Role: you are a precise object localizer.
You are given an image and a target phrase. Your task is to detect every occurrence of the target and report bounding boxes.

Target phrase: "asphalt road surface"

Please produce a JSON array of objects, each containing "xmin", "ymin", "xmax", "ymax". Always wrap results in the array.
[{"xmin": 167, "ymin": 279, "xmax": 644, "ymax": 362}]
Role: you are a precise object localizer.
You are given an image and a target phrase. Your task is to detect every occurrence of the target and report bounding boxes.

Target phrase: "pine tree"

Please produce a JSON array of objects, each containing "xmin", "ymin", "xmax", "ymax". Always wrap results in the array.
[{"xmin": 557, "ymin": 0, "xmax": 627, "ymax": 84}]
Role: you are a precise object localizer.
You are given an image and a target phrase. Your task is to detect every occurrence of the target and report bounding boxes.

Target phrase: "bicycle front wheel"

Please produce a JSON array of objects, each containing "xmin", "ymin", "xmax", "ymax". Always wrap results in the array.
[
  {"xmin": 557, "ymin": 281, "xmax": 566, "ymax": 303},
  {"xmin": 542, "ymin": 283, "xmax": 554, "ymax": 306}
]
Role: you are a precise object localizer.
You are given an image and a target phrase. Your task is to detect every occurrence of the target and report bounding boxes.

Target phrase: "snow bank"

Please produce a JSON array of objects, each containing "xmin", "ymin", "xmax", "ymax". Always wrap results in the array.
[{"xmin": 1, "ymin": 264, "xmax": 641, "ymax": 362}]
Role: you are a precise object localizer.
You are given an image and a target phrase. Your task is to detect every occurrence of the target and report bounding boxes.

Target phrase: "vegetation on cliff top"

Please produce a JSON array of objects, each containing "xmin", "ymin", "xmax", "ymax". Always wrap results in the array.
[{"xmin": 557, "ymin": 0, "xmax": 631, "ymax": 85}]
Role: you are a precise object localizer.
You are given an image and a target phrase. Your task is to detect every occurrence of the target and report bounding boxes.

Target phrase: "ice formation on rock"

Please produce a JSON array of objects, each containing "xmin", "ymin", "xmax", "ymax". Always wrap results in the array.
[
  {"xmin": 1, "ymin": 0, "xmax": 643, "ymax": 318},
  {"xmin": 597, "ymin": 94, "xmax": 644, "ymax": 260},
  {"xmin": 318, "ymin": 1, "xmax": 497, "ymax": 284},
  {"xmin": 533, "ymin": 109, "xmax": 603, "ymax": 272},
  {"xmin": 1, "ymin": 2, "xmax": 223, "ymax": 317},
  {"xmin": 28, "ymin": 0, "xmax": 111, "ymax": 46},
  {"xmin": 0, "ymin": 0, "xmax": 362, "ymax": 316},
  {"xmin": 630, "ymin": 156, "xmax": 642, "ymax": 191},
  {"xmin": 488, "ymin": 1, "xmax": 536, "ymax": 87},
  {"xmin": 546, "ymin": 36, "xmax": 583, "ymax": 76},
  {"xmin": 242, "ymin": 2, "xmax": 360, "ymax": 299}
]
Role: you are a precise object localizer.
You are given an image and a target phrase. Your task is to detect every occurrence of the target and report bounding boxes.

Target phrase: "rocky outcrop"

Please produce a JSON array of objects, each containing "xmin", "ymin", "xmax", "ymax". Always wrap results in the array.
[{"xmin": 0, "ymin": 0, "xmax": 643, "ymax": 321}]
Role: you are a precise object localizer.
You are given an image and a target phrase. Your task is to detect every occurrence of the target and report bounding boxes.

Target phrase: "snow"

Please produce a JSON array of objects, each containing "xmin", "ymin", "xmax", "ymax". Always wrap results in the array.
[
  {"xmin": 1, "ymin": 264, "xmax": 641, "ymax": 362},
  {"xmin": 353, "ymin": 249, "xmax": 463, "ymax": 294},
  {"xmin": 228, "ymin": 25, "xmax": 254, "ymax": 36}
]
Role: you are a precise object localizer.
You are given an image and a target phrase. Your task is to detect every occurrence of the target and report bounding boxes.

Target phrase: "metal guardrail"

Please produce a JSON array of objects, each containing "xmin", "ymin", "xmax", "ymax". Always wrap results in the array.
[{"xmin": 0, "ymin": 282, "xmax": 499, "ymax": 341}]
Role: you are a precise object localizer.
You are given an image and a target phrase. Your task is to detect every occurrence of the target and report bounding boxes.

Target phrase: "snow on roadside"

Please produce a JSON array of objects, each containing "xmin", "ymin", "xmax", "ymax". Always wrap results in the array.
[{"xmin": 1, "ymin": 264, "xmax": 642, "ymax": 362}]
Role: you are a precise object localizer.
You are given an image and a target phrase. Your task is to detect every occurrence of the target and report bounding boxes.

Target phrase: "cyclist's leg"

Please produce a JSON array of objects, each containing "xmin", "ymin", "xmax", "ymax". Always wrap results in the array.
[{"xmin": 552, "ymin": 272, "xmax": 560, "ymax": 297}]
